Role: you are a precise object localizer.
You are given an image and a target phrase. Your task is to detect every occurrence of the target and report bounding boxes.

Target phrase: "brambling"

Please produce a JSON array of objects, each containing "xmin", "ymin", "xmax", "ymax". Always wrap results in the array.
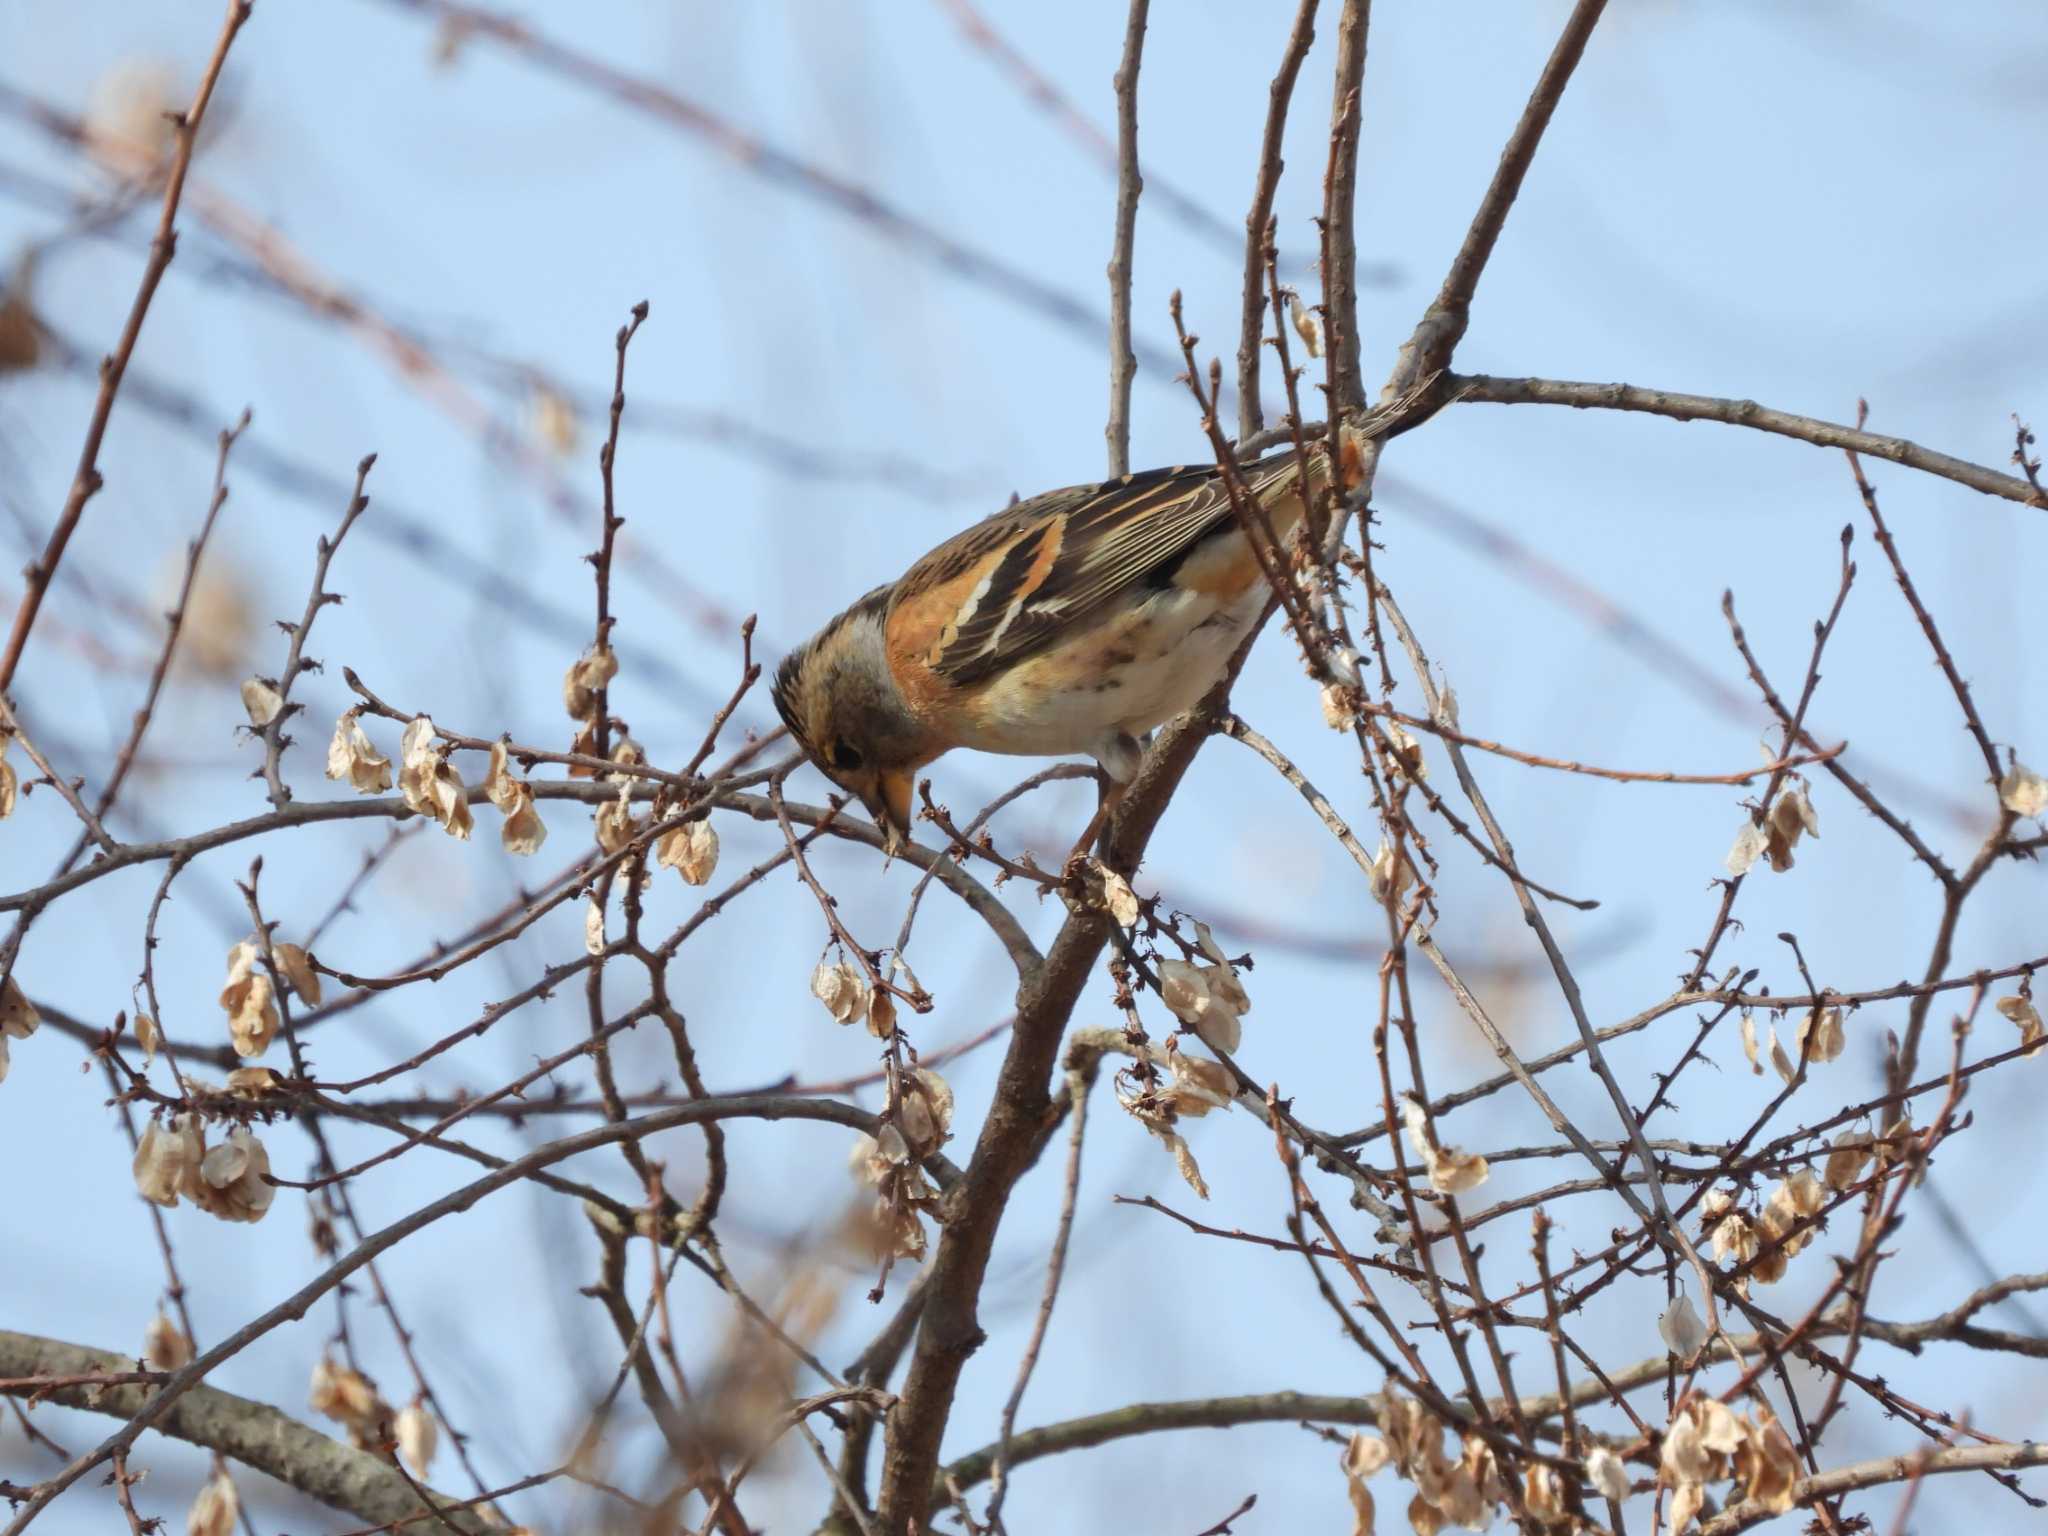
[{"xmin": 773, "ymin": 432, "xmax": 1365, "ymax": 853}]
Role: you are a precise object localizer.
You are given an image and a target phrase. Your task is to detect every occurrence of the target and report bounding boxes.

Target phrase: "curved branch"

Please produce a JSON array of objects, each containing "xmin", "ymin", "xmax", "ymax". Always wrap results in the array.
[
  {"xmin": 1449, "ymin": 373, "xmax": 2045, "ymax": 508},
  {"xmin": 941, "ymin": 1391, "xmax": 1384, "ymax": 1504},
  {"xmin": 935, "ymin": 1285, "xmax": 2048, "ymax": 1515},
  {"xmin": 0, "ymin": 781, "xmax": 1042, "ymax": 986}
]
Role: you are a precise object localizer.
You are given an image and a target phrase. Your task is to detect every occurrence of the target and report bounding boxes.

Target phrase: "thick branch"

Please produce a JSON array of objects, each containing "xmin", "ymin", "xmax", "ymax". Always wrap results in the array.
[
  {"xmin": 872, "ymin": 911, "xmax": 1112, "ymax": 1531},
  {"xmin": 872, "ymin": 687, "xmax": 1232, "ymax": 1532},
  {"xmin": 0, "ymin": 1330, "xmax": 490, "ymax": 1534}
]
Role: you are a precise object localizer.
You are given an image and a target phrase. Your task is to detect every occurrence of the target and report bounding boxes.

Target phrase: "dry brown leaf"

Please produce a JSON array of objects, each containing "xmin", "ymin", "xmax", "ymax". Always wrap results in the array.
[
  {"xmin": 1996, "ymin": 994, "xmax": 2045, "ymax": 1054},
  {"xmin": 1586, "ymin": 1445, "xmax": 1631, "ymax": 1503},
  {"xmin": 563, "ymin": 645, "xmax": 618, "ymax": 722},
  {"xmin": 191, "ymin": 1126, "xmax": 276, "ymax": 1222},
  {"xmin": 274, "ymin": 943, "xmax": 321, "ymax": 1005},
  {"xmin": 2000, "ymin": 761, "xmax": 2048, "ymax": 819},
  {"xmin": 656, "ymin": 819, "xmax": 720, "ymax": 885},
  {"xmin": 239, "ymin": 676, "xmax": 285, "ymax": 728},
  {"xmin": 1099, "ymin": 867, "xmax": 1139, "ymax": 928},
  {"xmin": 132, "ymin": 1115, "xmax": 203, "ymax": 1207},
  {"xmin": 325, "ymin": 713, "xmax": 393, "ymax": 795},
  {"xmin": 811, "ymin": 960, "xmax": 870, "ymax": 1027},
  {"xmin": 144, "ymin": 1309, "xmax": 192, "ymax": 1371},
  {"xmin": 396, "ymin": 1401, "xmax": 439, "ymax": 1476},
  {"xmin": 188, "ymin": 1472, "xmax": 239, "ymax": 1536},
  {"xmin": 0, "ymin": 975, "xmax": 38, "ymax": 1041}
]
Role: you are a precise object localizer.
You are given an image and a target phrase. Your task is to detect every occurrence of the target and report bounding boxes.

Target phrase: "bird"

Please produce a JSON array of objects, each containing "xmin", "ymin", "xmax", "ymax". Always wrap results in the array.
[{"xmin": 772, "ymin": 430, "xmax": 1365, "ymax": 856}]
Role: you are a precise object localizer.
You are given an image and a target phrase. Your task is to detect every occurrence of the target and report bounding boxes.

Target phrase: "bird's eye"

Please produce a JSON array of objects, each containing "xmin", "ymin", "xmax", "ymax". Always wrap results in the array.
[{"xmin": 830, "ymin": 741, "xmax": 864, "ymax": 773}]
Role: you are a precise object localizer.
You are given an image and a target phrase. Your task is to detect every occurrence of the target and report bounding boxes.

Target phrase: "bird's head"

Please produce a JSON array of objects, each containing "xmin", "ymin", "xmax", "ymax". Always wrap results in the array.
[{"xmin": 772, "ymin": 592, "xmax": 933, "ymax": 855}]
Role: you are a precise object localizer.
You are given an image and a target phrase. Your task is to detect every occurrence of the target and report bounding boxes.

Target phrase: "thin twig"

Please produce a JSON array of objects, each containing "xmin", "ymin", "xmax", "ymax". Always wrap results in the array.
[
  {"xmin": 984, "ymin": 1070, "xmax": 1090, "ymax": 1531},
  {"xmin": 935, "ymin": 0, "xmax": 1341, "ymax": 286},
  {"xmin": 1379, "ymin": 586, "xmax": 1723, "ymax": 1337},
  {"xmin": 1452, "ymin": 373, "xmax": 2048, "ymax": 510},
  {"xmin": 1390, "ymin": 1, "xmax": 1607, "ymax": 390},
  {"xmin": 1320, "ymin": 0, "xmax": 1369, "ymax": 411},
  {"xmin": 0, "ymin": 700, "xmax": 117, "ymax": 854},
  {"xmin": 1236, "ymin": 0, "xmax": 1319, "ymax": 439},
  {"xmin": 0, "ymin": 0, "xmax": 252, "ymax": 694},
  {"xmin": 1104, "ymin": 0, "xmax": 1148, "ymax": 478},
  {"xmin": 591, "ymin": 300, "xmax": 649, "ymax": 763},
  {"xmin": 255, "ymin": 454, "xmax": 376, "ymax": 809}
]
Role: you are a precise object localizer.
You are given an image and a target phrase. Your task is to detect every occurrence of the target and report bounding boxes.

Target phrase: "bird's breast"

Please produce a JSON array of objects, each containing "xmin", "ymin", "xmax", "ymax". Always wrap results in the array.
[{"xmin": 942, "ymin": 574, "xmax": 1268, "ymax": 757}]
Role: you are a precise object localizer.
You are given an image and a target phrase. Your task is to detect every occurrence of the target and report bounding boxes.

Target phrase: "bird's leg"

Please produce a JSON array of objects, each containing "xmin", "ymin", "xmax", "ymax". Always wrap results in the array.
[
  {"xmin": 1062, "ymin": 776, "xmax": 1124, "ymax": 871},
  {"xmin": 1065, "ymin": 731, "xmax": 1145, "ymax": 871}
]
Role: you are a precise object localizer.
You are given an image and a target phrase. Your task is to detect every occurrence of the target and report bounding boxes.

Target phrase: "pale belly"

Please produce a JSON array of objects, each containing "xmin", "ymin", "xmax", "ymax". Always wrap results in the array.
[{"xmin": 953, "ymin": 582, "xmax": 1267, "ymax": 759}]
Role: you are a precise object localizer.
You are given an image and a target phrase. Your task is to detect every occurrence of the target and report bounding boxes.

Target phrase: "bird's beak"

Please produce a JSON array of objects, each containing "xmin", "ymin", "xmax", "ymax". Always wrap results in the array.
[{"xmin": 867, "ymin": 769, "xmax": 915, "ymax": 861}]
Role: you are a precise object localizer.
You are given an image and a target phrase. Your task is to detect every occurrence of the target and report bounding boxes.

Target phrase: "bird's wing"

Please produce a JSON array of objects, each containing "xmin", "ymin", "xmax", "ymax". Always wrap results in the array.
[{"xmin": 890, "ymin": 452, "xmax": 1316, "ymax": 690}]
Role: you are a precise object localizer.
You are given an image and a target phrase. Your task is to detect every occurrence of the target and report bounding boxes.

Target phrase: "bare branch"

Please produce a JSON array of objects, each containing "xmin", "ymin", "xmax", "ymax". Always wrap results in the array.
[
  {"xmin": 1104, "ymin": 0, "xmax": 1148, "ymax": 478},
  {"xmin": 0, "ymin": 0, "xmax": 252, "ymax": 693},
  {"xmin": 1451, "ymin": 372, "xmax": 2047, "ymax": 509},
  {"xmin": 1320, "ymin": 0, "xmax": 1369, "ymax": 412},
  {"xmin": 1389, "ymin": 1, "xmax": 1607, "ymax": 390},
  {"xmin": 984, "ymin": 1069, "xmax": 1091, "ymax": 1529},
  {"xmin": 0, "ymin": 1330, "xmax": 491, "ymax": 1535},
  {"xmin": 1236, "ymin": 0, "xmax": 1319, "ymax": 439}
]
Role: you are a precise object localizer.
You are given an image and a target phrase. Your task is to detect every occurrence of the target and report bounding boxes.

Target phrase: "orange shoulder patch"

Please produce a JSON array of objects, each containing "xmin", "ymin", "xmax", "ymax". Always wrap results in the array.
[
  {"xmin": 1339, "ymin": 429, "xmax": 1367, "ymax": 490},
  {"xmin": 1171, "ymin": 527, "xmax": 1265, "ymax": 600},
  {"xmin": 884, "ymin": 549, "xmax": 999, "ymax": 720}
]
